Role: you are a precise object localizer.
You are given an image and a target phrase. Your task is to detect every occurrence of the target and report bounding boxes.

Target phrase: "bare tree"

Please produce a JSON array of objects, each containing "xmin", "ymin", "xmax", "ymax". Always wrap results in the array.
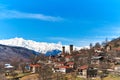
[
  {"xmin": 20, "ymin": 63, "xmax": 26, "ymax": 73},
  {"xmin": 94, "ymin": 42, "xmax": 101, "ymax": 48},
  {"xmin": 30, "ymin": 54, "xmax": 40, "ymax": 64},
  {"xmin": 38, "ymin": 64, "xmax": 53, "ymax": 80},
  {"xmin": 0, "ymin": 67, "xmax": 7, "ymax": 80},
  {"xmin": 30, "ymin": 53, "xmax": 46, "ymax": 64}
]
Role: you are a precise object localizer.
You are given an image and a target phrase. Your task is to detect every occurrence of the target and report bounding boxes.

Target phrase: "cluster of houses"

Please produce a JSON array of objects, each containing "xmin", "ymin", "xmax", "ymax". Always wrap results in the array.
[{"xmin": 4, "ymin": 44, "xmax": 120, "ymax": 79}]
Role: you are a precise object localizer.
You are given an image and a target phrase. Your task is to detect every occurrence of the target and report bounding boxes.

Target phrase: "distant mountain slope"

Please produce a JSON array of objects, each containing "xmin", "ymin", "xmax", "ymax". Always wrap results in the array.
[
  {"xmin": 0, "ymin": 38, "xmax": 83, "ymax": 53},
  {"xmin": 0, "ymin": 44, "xmax": 36, "ymax": 64},
  {"xmin": 108, "ymin": 37, "xmax": 120, "ymax": 47},
  {"xmin": 45, "ymin": 49, "xmax": 61, "ymax": 56}
]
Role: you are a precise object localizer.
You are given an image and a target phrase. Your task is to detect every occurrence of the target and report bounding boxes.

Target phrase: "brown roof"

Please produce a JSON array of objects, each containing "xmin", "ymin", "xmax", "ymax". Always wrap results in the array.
[
  {"xmin": 30, "ymin": 64, "xmax": 40, "ymax": 67},
  {"xmin": 76, "ymin": 54, "xmax": 81, "ymax": 56},
  {"xmin": 55, "ymin": 62, "xmax": 64, "ymax": 65},
  {"xmin": 65, "ymin": 55, "xmax": 72, "ymax": 58},
  {"xmin": 55, "ymin": 66, "xmax": 70, "ymax": 69},
  {"xmin": 66, "ymin": 62, "xmax": 74, "ymax": 65},
  {"xmin": 79, "ymin": 65, "xmax": 88, "ymax": 70},
  {"xmin": 58, "ymin": 62, "xmax": 64, "ymax": 64},
  {"xmin": 113, "ymin": 48, "xmax": 120, "ymax": 51}
]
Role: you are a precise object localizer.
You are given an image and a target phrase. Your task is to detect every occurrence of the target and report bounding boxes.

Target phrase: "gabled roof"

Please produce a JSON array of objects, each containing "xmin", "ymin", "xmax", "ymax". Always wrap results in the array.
[
  {"xmin": 5, "ymin": 64, "xmax": 14, "ymax": 69},
  {"xmin": 55, "ymin": 66, "xmax": 70, "ymax": 69},
  {"xmin": 66, "ymin": 62, "xmax": 74, "ymax": 65},
  {"xmin": 5, "ymin": 65, "xmax": 14, "ymax": 69},
  {"xmin": 30, "ymin": 64, "xmax": 40, "ymax": 67},
  {"xmin": 76, "ymin": 54, "xmax": 81, "ymax": 56},
  {"xmin": 79, "ymin": 65, "xmax": 88, "ymax": 70},
  {"xmin": 65, "ymin": 55, "xmax": 72, "ymax": 58},
  {"xmin": 91, "ymin": 56, "xmax": 102, "ymax": 60},
  {"xmin": 113, "ymin": 48, "xmax": 120, "ymax": 51},
  {"xmin": 55, "ymin": 62, "xmax": 65, "ymax": 64}
]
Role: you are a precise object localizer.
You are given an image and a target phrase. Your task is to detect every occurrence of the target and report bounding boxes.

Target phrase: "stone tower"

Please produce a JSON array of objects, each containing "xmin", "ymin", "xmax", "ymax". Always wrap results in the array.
[
  {"xmin": 62, "ymin": 46, "xmax": 65, "ymax": 54},
  {"xmin": 70, "ymin": 45, "xmax": 73, "ymax": 54}
]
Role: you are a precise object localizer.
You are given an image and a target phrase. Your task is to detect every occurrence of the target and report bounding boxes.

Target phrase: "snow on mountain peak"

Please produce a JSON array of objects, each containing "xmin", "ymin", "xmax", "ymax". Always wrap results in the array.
[{"xmin": 0, "ymin": 38, "xmax": 87, "ymax": 53}]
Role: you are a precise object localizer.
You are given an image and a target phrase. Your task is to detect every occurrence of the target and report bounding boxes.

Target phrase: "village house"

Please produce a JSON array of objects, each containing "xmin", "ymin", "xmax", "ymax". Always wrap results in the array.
[
  {"xmin": 66, "ymin": 62, "xmax": 74, "ymax": 68},
  {"xmin": 52, "ymin": 61, "xmax": 74, "ymax": 73},
  {"xmin": 94, "ymin": 48, "xmax": 103, "ymax": 53},
  {"xmin": 78, "ymin": 65, "xmax": 98, "ymax": 78},
  {"xmin": 91, "ymin": 56, "xmax": 103, "ymax": 65},
  {"xmin": 65, "ymin": 55, "xmax": 73, "ymax": 62},
  {"xmin": 114, "ymin": 57, "xmax": 120, "ymax": 64},
  {"xmin": 5, "ymin": 64, "xmax": 14, "ymax": 69},
  {"xmin": 91, "ymin": 52, "xmax": 107, "ymax": 65},
  {"xmin": 87, "ymin": 67, "xmax": 98, "ymax": 78},
  {"xmin": 106, "ymin": 44, "xmax": 112, "ymax": 52},
  {"xmin": 52, "ymin": 66, "xmax": 73, "ymax": 73},
  {"xmin": 30, "ymin": 64, "xmax": 41, "ymax": 73},
  {"xmin": 4, "ymin": 64, "xmax": 14, "ymax": 76},
  {"xmin": 78, "ymin": 65, "xmax": 88, "ymax": 78},
  {"xmin": 54, "ymin": 62, "xmax": 64, "ymax": 67},
  {"xmin": 113, "ymin": 47, "xmax": 120, "ymax": 52},
  {"xmin": 114, "ymin": 65, "xmax": 120, "ymax": 74}
]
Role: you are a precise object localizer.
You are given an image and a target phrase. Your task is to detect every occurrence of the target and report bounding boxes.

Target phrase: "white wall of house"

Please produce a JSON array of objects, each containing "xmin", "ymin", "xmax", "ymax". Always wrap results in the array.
[
  {"xmin": 53, "ymin": 68, "xmax": 66, "ymax": 73},
  {"xmin": 32, "ymin": 66, "xmax": 35, "ymax": 73},
  {"xmin": 78, "ymin": 69, "xmax": 87, "ymax": 78},
  {"xmin": 83, "ymin": 70, "xmax": 87, "ymax": 76},
  {"xmin": 91, "ymin": 60, "xmax": 100, "ymax": 65},
  {"xmin": 69, "ymin": 65, "xmax": 74, "ymax": 68},
  {"xmin": 114, "ymin": 66, "xmax": 120, "ymax": 72},
  {"xmin": 59, "ymin": 68, "xmax": 66, "ymax": 73},
  {"xmin": 54, "ymin": 63, "xmax": 64, "ymax": 67},
  {"xmin": 65, "ymin": 58, "xmax": 70, "ymax": 62}
]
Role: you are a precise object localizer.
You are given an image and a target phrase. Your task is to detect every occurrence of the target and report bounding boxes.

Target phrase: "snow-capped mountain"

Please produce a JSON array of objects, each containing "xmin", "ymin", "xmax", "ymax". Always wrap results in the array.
[{"xmin": 0, "ymin": 38, "xmax": 88, "ymax": 53}]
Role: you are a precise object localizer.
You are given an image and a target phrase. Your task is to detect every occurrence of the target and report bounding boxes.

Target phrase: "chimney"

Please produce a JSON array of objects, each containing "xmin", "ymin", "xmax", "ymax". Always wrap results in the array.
[
  {"xmin": 70, "ymin": 45, "xmax": 73, "ymax": 54},
  {"xmin": 62, "ymin": 46, "xmax": 65, "ymax": 54}
]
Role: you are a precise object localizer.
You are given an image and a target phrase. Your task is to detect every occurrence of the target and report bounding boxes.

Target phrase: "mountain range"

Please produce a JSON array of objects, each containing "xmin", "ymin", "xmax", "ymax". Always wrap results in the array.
[
  {"xmin": 0, "ymin": 38, "xmax": 86, "ymax": 53},
  {"xmin": 0, "ymin": 38, "xmax": 89, "ymax": 64}
]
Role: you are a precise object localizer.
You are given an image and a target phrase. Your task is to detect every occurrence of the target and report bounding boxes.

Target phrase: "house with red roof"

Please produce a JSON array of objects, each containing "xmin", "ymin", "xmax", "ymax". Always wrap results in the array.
[
  {"xmin": 65, "ymin": 55, "xmax": 73, "ymax": 62},
  {"xmin": 53, "ymin": 66, "xmax": 73, "ymax": 73},
  {"xmin": 30, "ymin": 64, "xmax": 41, "ymax": 73},
  {"xmin": 78, "ymin": 65, "xmax": 98, "ymax": 78},
  {"xmin": 54, "ymin": 62, "xmax": 65, "ymax": 67},
  {"xmin": 66, "ymin": 62, "xmax": 74, "ymax": 68},
  {"xmin": 78, "ymin": 65, "xmax": 88, "ymax": 78}
]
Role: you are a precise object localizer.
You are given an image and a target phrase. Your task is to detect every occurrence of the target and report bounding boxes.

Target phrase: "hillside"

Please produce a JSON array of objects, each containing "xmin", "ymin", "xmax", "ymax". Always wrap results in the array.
[
  {"xmin": 108, "ymin": 37, "xmax": 120, "ymax": 48},
  {"xmin": 0, "ymin": 44, "xmax": 37, "ymax": 64}
]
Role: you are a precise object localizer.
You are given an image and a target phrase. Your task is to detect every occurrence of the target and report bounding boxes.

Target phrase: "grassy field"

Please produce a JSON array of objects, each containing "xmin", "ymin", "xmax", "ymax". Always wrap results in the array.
[
  {"xmin": 20, "ymin": 74, "xmax": 38, "ymax": 80},
  {"xmin": 19, "ymin": 73, "xmax": 120, "ymax": 80},
  {"xmin": 103, "ymin": 74, "xmax": 120, "ymax": 80},
  {"xmin": 6, "ymin": 72, "xmax": 32, "ymax": 80}
]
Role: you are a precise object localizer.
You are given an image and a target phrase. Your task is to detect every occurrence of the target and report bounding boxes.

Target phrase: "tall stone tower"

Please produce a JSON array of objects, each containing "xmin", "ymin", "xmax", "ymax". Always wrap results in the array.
[
  {"xmin": 62, "ymin": 46, "xmax": 65, "ymax": 54},
  {"xmin": 70, "ymin": 45, "xmax": 73, "ymax": 54}
]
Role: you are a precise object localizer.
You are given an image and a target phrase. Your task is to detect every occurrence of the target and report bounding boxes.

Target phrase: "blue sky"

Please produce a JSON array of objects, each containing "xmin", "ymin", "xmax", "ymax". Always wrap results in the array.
[{"xmin": 0, "ymin": 0, "xmax": 120, "ymax": 46}]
